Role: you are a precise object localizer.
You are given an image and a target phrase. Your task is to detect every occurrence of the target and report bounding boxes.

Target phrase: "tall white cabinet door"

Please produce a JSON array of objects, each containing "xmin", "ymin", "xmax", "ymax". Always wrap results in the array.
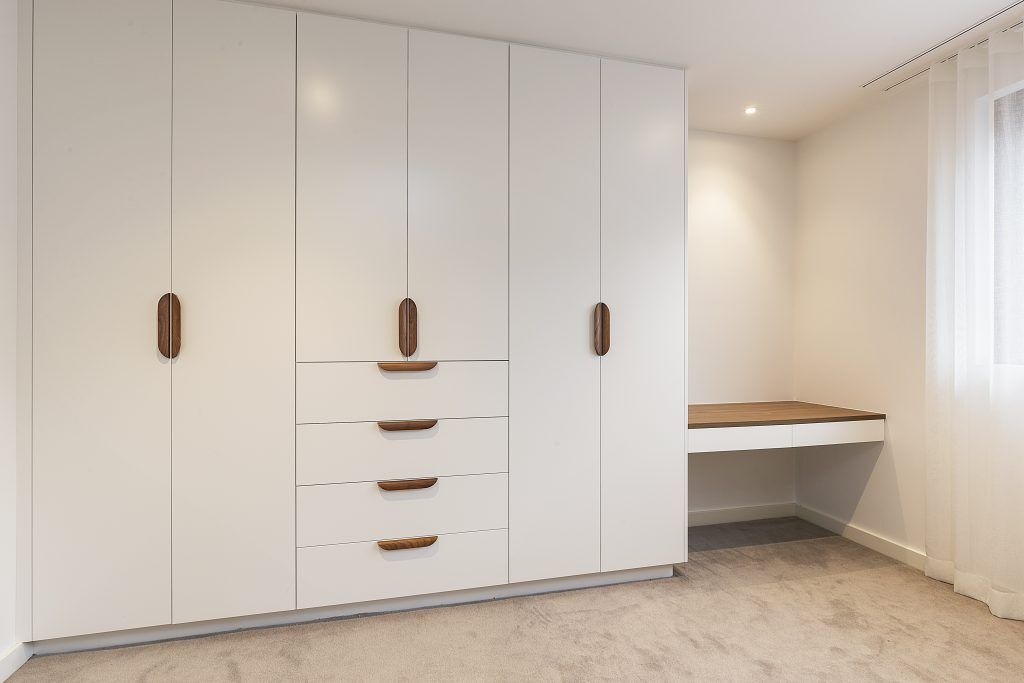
[
  {"xmin": 32, "ymin": 0, "xmax": 171, "ymax": 640},
  {"xmin": 297, "ymin": 16, "xmax": 408, "ymax": 362},
  {"xmin": 600, "ymin": 60, "xmax": 687, "ymax": 572},
  {"xmin": 408, "ymin": 31, "xmax": 508, "ymax": 361},
  {"xmin": 509, "ymin": 46, "xmax": 601, "ymax": 583},
  {"xmin": 171, "ymin": 0, "xmax": 296, "ymax": 623}
]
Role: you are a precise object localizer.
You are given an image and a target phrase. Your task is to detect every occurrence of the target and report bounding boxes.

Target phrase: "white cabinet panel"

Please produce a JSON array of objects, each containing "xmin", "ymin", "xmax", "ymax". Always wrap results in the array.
[
  {"xmin": 32, "ymin": 0, "xmax": 172, "ymax": 640},
  {"xmin": 298, "ymin": 529, "xmax": 508, "ymax": 609},
  {"xmin": 600, "ymin": 60, "xmax": 687, "ymax": 571},
  {"xmin": 508, "ymin": 45, "xmax": 601, "ymax": 583},
  {"xmin": 297, "ymin": 15, "xmax": 408, "ymax": 362},
  {"xmin": 297, "ymin": 474, "xmax": 508, "ymax": 546},
  {"xmin": 297, "ymin": 361, "xmax": 508, "ymax": 424},
  {"xmin": 688, "ymin": 425, "xmax": 793, "ymax": 453},
  {"xmin": 298, "ymin": 417, "xmax": 507, "ymax": 485},
  {"xmin": 408, "ymin": 30, "xmax": 508, "ymax": 361},
  {"xmin": 171, "ymin": 0, "xmax": 295, "ymax": 624},
  {"xmin": 793, "ymin": 419, "xmax": 885, "ymax": 447}
]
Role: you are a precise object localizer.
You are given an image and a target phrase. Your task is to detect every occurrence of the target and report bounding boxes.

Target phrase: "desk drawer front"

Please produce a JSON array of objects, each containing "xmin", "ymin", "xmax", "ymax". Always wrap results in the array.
[
  {"xmin": 792, "ymin": 419, "xmax": 885, "ymax": 447},
  {"xmin": 688, "ymin": 425, "xmax": 792, "ymax": 453}
]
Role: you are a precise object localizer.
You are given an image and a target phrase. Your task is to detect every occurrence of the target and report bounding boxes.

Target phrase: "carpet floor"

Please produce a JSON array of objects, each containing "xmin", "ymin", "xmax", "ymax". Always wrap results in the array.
[{"xmin": 13, "ymin": 519, "xmax": 1024, "ymax": 681}]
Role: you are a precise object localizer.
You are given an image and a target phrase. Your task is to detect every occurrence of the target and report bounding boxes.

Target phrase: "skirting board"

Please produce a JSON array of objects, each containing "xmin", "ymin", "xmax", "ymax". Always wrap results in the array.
[
  {"xmin": 689, "ymin": 502, "xmax": 796, "ymax": 526},
  {"xmin": 1, "ymin": 643, "xmax": 33, "ymax": 682},
  {"xmin": 795, "ymin": 504, "xmax": 926, "ymax": 571},
  {"xmin": 32, "ymin": 565, "xmax": 672, "ymax": 656}
]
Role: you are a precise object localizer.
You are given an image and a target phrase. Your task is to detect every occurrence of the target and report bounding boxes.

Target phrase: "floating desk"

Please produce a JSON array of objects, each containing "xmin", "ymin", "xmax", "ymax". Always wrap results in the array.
[{"xmin": 688, "ymin": 401, "xmax": 885, "ymax": 454}]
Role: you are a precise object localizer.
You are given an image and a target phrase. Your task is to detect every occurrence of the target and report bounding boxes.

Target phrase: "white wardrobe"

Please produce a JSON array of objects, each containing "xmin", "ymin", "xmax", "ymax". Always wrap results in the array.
[{"xmin": 30, "ymin": 0, "xmax": 686, "ymax": 641}]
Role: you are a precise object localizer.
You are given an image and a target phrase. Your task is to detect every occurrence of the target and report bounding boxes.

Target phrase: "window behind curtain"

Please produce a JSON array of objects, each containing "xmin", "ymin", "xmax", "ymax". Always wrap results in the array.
[{"xmin": 994, "ymin": 88, "xmax": 1024, "ymax": 365}]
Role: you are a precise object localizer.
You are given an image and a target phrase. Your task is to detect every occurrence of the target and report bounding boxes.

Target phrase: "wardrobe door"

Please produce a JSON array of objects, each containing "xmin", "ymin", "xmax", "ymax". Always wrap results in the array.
[
  {"xmin": 509, "ymin": 45, "xmax": 601, "ymax": 582},
  {"xmin": 600, "ymin": 60, "xmax": 687, "ymax": 572},
  {"xmin": 297, "ymin": 15, "xmax": 408, "ymax": 362},
  {"xmin": 408, "ymin": 30, "xmax": 508, "ymax": 361},
  {"xmin": 32, "ymin": 0, "xmax": 171, "ymax": 640},
  {"xmin": 171, "ymin": 0, "xmax": 295, "ymax": 623}
]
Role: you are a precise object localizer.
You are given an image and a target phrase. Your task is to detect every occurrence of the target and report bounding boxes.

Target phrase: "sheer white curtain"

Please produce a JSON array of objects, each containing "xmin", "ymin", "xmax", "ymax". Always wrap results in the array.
[{"xmin": 926, "ymin": 28, "xmax": 1024, "ymax": 620}]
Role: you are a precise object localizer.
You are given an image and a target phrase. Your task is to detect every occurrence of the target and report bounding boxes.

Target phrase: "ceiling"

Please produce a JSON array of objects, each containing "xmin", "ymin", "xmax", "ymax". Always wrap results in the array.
[{"xmin": 267, "ymin": 0, "xmax": 1023, "ymax": 140}]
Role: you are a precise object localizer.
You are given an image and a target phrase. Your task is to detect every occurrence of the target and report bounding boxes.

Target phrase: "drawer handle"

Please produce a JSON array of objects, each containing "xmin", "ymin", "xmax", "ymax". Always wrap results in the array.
[
  {"xmin": 377, "ymin": 361, "xmax": 437, "ymax": 372},
  {"xmin": 378, "ymin": 535, "xmax": 438, "ymax": 551},
  {"xmin": 377, "ymin": 419, "xmax": 438, "ymax": 432},
  {"xmin": 594, "ymin": 302, "xmax": 610, "ymax": 356},
  {"xmin": 377, "ymin": 477, "xmax": 438, "ymax": 491},
  {"xmin": 158, "ymin": 293, "xmax": 182, "ymax": 359},
  {"xmin": 399, "ymin": 297, "xmax": 418, "ymax": 357}
]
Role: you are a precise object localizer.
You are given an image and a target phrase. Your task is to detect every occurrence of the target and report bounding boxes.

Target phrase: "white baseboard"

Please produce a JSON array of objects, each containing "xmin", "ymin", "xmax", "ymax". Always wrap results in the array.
[
  {"xmin": 1, "ymin": 642, "xmax": 33, "ymax": 681},
  {"xmin": 33, "ymin": 565, "xmax": 672, "ymax": 656},
  {"xmin": 795, "ymin": 504, "xmax": 926, "ymax": 571},
  {"xmin": 689, "ymin": 502, "xmax": 796, "ymax": 526}
]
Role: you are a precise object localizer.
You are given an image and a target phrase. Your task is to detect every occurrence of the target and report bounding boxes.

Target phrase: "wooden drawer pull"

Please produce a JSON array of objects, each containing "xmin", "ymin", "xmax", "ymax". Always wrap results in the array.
[
  {"xmin": 158, "ymin": 293, "xmax": 182, "ymax": 359},
  {"xmin": 377, "ymin": 477, "xmax": 438, "ymax": 491},
  {"xmin": 399, "ymin": 297, "xmax": 418, "ymax": 357},
  {"xmin": 378, "ymin": 535, "xmax": 438, "ymax": 551},
  {"xmin": 377, "ymin": 361, "xmax": 437, "ymax": 372},
  {"xmin": 594, "ymin": 302, "xmax": 610, "ymax": 356},
  {"xmin": 377, "ymin": 419, "xmax": 438, "ymax": 432}
]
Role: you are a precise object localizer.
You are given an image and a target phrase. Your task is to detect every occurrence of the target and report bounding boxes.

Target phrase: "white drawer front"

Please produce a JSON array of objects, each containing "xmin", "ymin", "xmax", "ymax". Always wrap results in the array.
[
  {"xmin": 297, "ymin": 473, "xmax": 508, "ymax": 547},
  {"xmin": 297, "ymin": 361, "xmax": 508, "ymax": 424},
  {"xmin": 297, "ymin": 529, "xmax": 508, "ymax": 608},
  {"xmin": 688, "ymin": 425, "xmax": 793, "ymax": 453},
  {"xmin": 298, "ymin": 418, "xmax": 507, "ymax": 485},
  {"xmin": 793, "ymin": 419, "xmax": 885, "ymax": 447}
]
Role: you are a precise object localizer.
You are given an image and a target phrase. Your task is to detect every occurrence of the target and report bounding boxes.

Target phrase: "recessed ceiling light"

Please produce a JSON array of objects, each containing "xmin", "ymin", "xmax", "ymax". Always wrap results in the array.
[{"xmin": 744, "ymin": 106, "xmax": 758, "ymax": 115}]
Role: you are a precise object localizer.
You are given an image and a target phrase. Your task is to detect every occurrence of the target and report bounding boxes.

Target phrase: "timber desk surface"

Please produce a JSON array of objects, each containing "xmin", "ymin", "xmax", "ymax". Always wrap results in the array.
[{"xmin": 689, "ymin": 401, "xmax": 886, "ymax": 429}]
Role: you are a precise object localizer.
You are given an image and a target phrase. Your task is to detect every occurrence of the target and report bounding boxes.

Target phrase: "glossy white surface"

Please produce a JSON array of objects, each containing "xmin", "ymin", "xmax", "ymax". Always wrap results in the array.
[
  {"xmin": 600, "ymin": 59, "xmax": 687, "ymax": 572},
  {"xmin": 297, "ymin": 473, "xmax": 508, "ymax": 546},
  {"xmin": 297, "ymin": 361, "xmax": 508, "ymax": 424},
  {"xmin": 688, "ymin": 425, "xmax": 793, "ymax": 454},
  {"xmin": 792, "ymin": 419, "xmax": 885, "ymax": 448},
  {"xmin": 408, "ymin": 30, "xmax": 508, "ymax": 361},
  {"xmin": 297, "ymin": 15, "xmax": 408, "ymax": 362},
  {"xmin": 508, "ymin": 44, "xmax": 601, "ymax": 583},
  {"xmin": 297, "ymin": 417, "xmax": 507, "ymax": 485},
  {"xmin": 32, "ymin": 0, "xmax": 172, "ymax": 640},
  {"xmin": 297, "ymin": 529, "xmax": 509, "ymax": 609},
  {"xmin": 170, "ymin": 0, "xmax": 296, "ymax": 624}
]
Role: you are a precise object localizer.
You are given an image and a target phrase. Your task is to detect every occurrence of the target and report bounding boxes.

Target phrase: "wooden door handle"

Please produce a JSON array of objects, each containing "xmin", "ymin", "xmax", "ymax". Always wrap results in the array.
[
  {"xmin": 158, "ymin": 293, "xmax": 181, "ymax": 359},
  {"xmin": 377, "ymin": 535, "xmax": 438, "ymax": 551},
  {"xmin": 594, "ymin": 302, "xmax": 610, "ymax": 356},
  {"xmin": 377, "ymin": 477, "xmax": 438, "ymax": 491},
  {"xmin": 377, "ymin": 419, "xmax": 438, "ymax": 432},
  {"xmin": 377, "ymin": 361, "xmax": 437, "ymax": 372},
  {"xmin": 399, "ymin": 297, "xmax": 418, "ymax": 357}
]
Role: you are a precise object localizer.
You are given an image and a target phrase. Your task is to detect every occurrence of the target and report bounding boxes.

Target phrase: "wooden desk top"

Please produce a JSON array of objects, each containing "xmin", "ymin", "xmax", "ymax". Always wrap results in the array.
[{"xmin": 689, "ymin": 401, "xmax": 885, "ymax": 429}]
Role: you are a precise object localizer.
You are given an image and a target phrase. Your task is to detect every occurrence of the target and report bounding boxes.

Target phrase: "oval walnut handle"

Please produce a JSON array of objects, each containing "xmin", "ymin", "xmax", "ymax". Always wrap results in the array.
[
  {"xmin": 377, "ymin": 535, "xmax": 438, "ymax": 551},
  {"xmin": 377, "ymin": 361, "xmax": 438, "ymax": 372},
  {"xmin": 377, "ymin": 477, "xmax": 438, "ymax": 492},
  {"xmin": 399, "ymin": 297, "xmax": 418, "ymax": 357},
  {"xmin": 158, "ymin": 293, "xmax": 182, "ymax": 359},
  {"xmin": 377, "ymin": 420, "xmax": 438, "ymax": 432},
  {"xmin": 594, "ymin": 302, "xmax": 610, "ymax": 356}
]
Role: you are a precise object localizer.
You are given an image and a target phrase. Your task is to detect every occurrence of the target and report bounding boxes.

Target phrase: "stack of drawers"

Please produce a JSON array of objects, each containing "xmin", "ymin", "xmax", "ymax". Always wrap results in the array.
[{"xmin": 295, "ymin": 361, "xmax": 509, "ymax": 608}]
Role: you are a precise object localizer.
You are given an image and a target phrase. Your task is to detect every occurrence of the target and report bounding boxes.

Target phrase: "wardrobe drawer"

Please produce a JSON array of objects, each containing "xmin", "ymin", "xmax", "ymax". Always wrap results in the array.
[
  {"xmin": 297, "ymin": 417, "xmax": 507, "ymax": 485},
  {"xmin": 297, "ymin": 529, "xmax": 508, "ymax": 608},
  {"xmin": 792, "ymin": 419, "xmax": 885, "ymax": 447},
  {"xmin": 688, "ymin": 425, "xmax": 792, "ymax": 453},
  {"xmin": 297, "ymin": 473, "xmax": 508, "ymax": 547},
  {"xmin": 297, "ymin": 361, "xmax": 508, "ymax": 424}
]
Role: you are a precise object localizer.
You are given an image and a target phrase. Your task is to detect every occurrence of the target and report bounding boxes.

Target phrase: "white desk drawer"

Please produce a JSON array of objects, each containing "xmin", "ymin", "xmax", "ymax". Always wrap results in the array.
[
  {"xmin": 297, "ymin": 417, "xmax": 507, "ymax": 485},
  {"xmin": 297, "ymin": 473, "xmax": 508, "ymax": 547},
  {"xmin": 688, "ymin": 425, "xmax": 792, "ymax": 453},
  {"xmin": 297, "ymin": 361, "xmax": 507, "ymax": 424},
  {"xmin": 793, "ymin": 419, "xmax": 885, "ymax": 447},
  {"xmin": 297, "ymin": 529, "xmax": 508, "ymax": 608}
]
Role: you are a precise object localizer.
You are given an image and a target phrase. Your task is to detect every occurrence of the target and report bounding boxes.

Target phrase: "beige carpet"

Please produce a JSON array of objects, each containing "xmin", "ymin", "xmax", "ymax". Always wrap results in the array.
[{"xmin": 13, "ymin": 531, "xmax": 1024, "ymax": 681}]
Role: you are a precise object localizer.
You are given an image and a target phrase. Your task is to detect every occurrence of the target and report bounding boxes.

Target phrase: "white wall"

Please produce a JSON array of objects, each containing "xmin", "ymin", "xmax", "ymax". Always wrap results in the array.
[
  {"xmin": 688, "ymin": 130, "xmax": 798, "ymax": 517},
  {"xmin": 2, "ymin": 0, "xmax": 20, "ymax": 664},
  {"xmin": 794, "ymin": 81, "xmax": 929, "ymax": 556}
]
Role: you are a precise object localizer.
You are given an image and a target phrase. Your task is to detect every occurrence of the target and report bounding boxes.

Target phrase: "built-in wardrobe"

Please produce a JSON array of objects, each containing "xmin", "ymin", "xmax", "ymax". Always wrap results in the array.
[{"xmin": 30, "ymin": 0, "xmax": 686, "ymax": 641}]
